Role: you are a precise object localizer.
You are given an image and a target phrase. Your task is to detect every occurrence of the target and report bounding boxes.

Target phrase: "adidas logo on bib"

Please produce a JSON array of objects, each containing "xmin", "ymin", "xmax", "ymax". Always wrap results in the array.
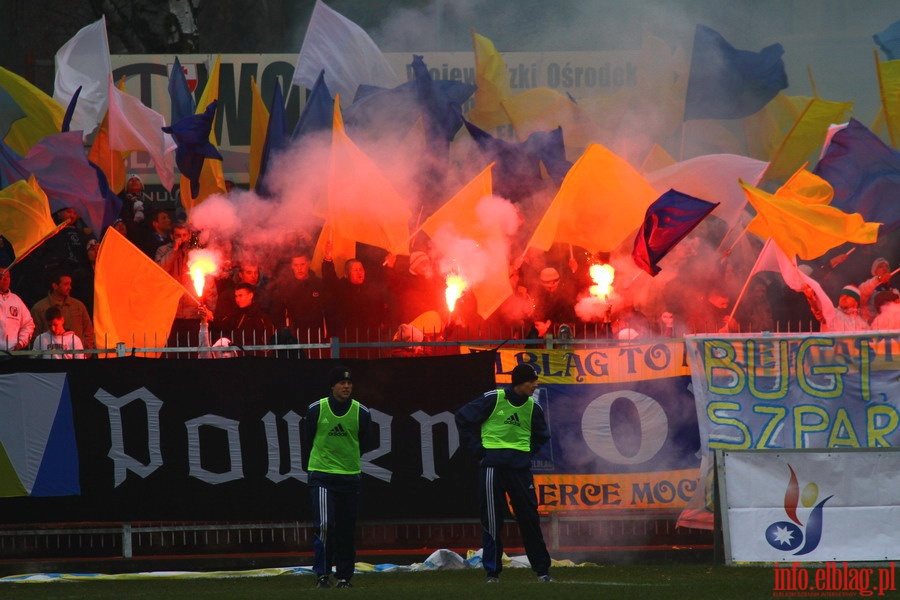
[
  {"xmin": 503, "ymin": 413, "xmax": 521, "ymax": 426},
  {"xmin": 328, "ymin": 424, "xmax": 349, "ymax": 436}
]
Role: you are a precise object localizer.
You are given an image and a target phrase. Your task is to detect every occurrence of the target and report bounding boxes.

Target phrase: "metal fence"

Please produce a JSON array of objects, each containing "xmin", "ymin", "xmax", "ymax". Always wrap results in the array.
[{"xmin": 11, "ymin": 318, "xmax": 825, "ymax": 360}]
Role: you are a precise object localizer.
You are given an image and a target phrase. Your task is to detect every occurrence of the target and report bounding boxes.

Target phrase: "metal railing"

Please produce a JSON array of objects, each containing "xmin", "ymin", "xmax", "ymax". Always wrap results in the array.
[
  {"xmin": 7, "ymin": 324, "xmax": 574, "ymax": 360},
  {"xmin": 6, "ymin": 317, "xmax": 828, "ymax": 360}
]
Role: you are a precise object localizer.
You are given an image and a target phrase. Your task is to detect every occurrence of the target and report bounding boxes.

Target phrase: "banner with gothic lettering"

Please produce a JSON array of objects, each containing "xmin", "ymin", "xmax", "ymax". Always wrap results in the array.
[
  {"xmin": 0, "ymin": 353, "xmax": 496, "ymax": 523},
  {"xmin": 0, "ymin": 343, "xmax": 705, "ymax": 523},
  {"xmin": 679, "ymin": 332, "xmax": 900, "ymax": 530}
]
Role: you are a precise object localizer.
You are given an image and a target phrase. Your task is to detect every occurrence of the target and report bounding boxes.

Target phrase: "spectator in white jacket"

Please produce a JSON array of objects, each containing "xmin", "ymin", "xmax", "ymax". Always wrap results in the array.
[{"xmin": 0, "ymin": 269, "xmax": 35, "ymax": 351}]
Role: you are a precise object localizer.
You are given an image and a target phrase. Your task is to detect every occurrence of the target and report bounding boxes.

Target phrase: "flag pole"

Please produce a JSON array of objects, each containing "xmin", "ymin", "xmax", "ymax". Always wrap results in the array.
[
  {"xmin": 405, "ymin": 206, "xmax": 426, "ymax": 245},
  {"xmin": 727, "ymin": 238, "xmax": 774, "ymax": 324},
  {"xmin": 807, "ymin": 66, "xmax": 820, "ymax": 99}
]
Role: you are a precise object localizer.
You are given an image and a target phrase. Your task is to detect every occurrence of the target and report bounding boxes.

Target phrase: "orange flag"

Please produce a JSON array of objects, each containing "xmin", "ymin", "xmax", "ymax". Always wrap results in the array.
[
  {"xmin": 326, "ymin": 97, "xmax": 410, "ymax": 256},
  {"xmin": 420, "ymin": 163, "xmax": 493, "ymax": 240},
  {"xmin": 311, "ymin": 220, "xmax": 356, "ymax": 279},
  {"xmin": 419, "ymin": 164, "xmax": 511, "ymax": 319},
  {"xmin": 741, "ymin": 171, "xmax": 880, "ymax": 261},
  {"xmin": 93, "ymin": 227, "xmax": 185, "ymax": 356},
  {"xmin": 528, "ymin": 144, "xmax": 658, "ymax": 255}
]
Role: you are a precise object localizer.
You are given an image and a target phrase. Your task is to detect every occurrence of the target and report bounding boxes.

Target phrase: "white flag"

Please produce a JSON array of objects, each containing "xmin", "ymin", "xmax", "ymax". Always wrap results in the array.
[
  {"xmin": 646, "ymin": 154, "xmax": 767, "ymax": 232},
  {"xmin": 107, "ymin": 78, "xmax": 177, "ymax": 192},
  {"xmin": 293, "ymin": 0, "xmax": 400, "ymax": 103},
  {"xmin": 751, "ymin": 238, "xmax": 835, "ymax": 325},
  {"xmin": 53, "ymin": 16, "xmax": 111, "ymax": 137}
]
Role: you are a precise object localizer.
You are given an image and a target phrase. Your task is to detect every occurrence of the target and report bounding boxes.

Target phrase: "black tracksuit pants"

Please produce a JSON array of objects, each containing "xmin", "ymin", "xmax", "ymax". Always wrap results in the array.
[{"xmin": 479, "ymin": 465, "xmax": 551, "ymax": 578}]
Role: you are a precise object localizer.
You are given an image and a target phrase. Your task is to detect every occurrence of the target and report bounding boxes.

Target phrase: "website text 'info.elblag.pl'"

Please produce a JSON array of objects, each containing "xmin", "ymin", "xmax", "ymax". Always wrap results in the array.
[{"xmin": 772, "ymin": 562, "xmax": 896, "ymax": 597}]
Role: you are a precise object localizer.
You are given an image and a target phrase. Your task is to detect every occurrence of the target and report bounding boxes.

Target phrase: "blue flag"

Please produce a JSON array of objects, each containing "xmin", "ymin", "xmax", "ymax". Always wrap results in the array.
[
  {"xmin": 0, "ymin": 141, "xmax": 30, "ymax": 189},
  {"xmin": 813, "ymin": 118, "xmax": 900, "ymax": 233},
  {"xmin": 344, "ymin": 55, "xmax": 475, "ymax": 155},
  {"xmin": 256, "ymin": 79, "xmax": 288, "ymax": 197},
  {"xmin": 88, "ymin": 160, "xmax": 123, "ymax": 233},
  {"xmin": 61, "ymin": 86, "xmax": 81, "ymax": 133},
  {"xmin": 0, "ymin": 86, "xmax": 26, "ymax": 139},
  {"xmin": 168, "ymin": 57, "xmax": 196, "ymax": 124},
  {"xmin": 162, "ymin": 100, "xmax": 222, "ymax": 199},
  {"xmin": 412, "ymin": 55, "xmax": 475, "ymax": 157},
  {"xmin": 875, "ymin": 19, "xmax": 900, "ymax": 60},
  {"xmin": 684, "ymin": 25, "xmax": 788, "ymax": 121},
  {"xmin": 525, "ymin": 127, "xmax": 572, "ymax": 185},
  {"xmin": 292, "ymin": 69, "xmax": 332, "ymax": 140},
  {"xmin": 20, "ymin": 131, "xmax": 106, "ymax": 235},
  {"xmin": 464, "ymin": 120, "xmax": 571, "ymax": 202},
  {"xmin": 632, "ymin": 189, "xmax": 719, "ymax": 275}
]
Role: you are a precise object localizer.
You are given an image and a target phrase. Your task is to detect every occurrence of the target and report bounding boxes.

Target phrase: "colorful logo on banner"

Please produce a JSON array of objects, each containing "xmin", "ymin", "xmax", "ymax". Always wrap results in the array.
[
  {"xmin": 765, "ymin": 464, "xmax": 832, "ymax": 555},
  {"xmin": 0, "ymin": 373, "xmax": 81, "ymax": 497}
]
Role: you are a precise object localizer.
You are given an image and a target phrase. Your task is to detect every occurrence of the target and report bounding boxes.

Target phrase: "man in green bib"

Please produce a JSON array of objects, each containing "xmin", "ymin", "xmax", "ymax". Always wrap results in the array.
[
  {"xmin": 455, "ymin": 363, "xmax": 554, "ymax": 584},
  {"xmin": 304, "ymin": 365, "xmax": 372, "ymax": 589}
]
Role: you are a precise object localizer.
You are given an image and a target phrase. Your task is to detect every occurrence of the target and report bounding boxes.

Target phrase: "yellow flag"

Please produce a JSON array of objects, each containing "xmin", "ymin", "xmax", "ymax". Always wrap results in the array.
[
  {"xmin": 248, "ymin": 76, "xmax": 269, "ymax": 190},
  {"xmin": 93, "ymin": 227, "xmax": 185, "ymax": 356},
  {"xmin": 742, "ymin": 93, "xmax": 815, "ymax": 161},
  {"xmin": 181, "ymin": 55, "xmax": 226, "ymax": 214},
  {"xmin": 877, "ymin": 57, "xmax": 900, "ymax": 148},
  {"xmin": 528, "ymin": 144, "xmax": 658, "ymax": 255},
  {"xmin": 88, "ymin": 110, "xmax": 128, "ymax": 194},
  {"xmin": 0, "ymin": 176, "xmax": 63, "ymax": 257},
  {"xmin": 467, "ymin": 31, "xmax": 512, "ymax": 131},
  {"xmin": 0, "ymin": 67, "xmax": 65, "ymax": 155},
  {"xmin": 741, "ymin": 176, "xmax": 880, "ymax": 261},
  {"xmin": 639, "ymin": 143, "xmax": 677, "ymax": 174},
  {"xmin": 631, "ymin": 31, "xmax": 688, "ymax": 139},
  {"xmin": 501, "ymin": 88, "xmax": 603, "ymax": 159},
  {"xmin": 747, "ymin": 166, "xmax": 833, "ymax": 238},
  {"xmin": 760, "ymin": 97, "xmax": 853, "ymax": 182},
  {"xmin": 327, "ymin": 97, "xmax": 411, "ymax": 256}
]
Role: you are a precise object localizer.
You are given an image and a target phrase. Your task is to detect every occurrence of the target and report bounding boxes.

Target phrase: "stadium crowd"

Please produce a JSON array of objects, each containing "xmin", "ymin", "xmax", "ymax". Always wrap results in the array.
[{"xmin": 2, "ymin": 175, "xmax": 898, "ymax": 358}]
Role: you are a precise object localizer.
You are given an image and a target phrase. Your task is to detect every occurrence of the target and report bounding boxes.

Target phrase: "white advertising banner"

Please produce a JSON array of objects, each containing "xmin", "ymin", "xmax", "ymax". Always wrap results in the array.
[
  {"xmin": 679, "ymin": 332, "xmax": 900, "ymax": 530},
  {"xmin": 720, "ymin": 449, "xmax": 900, "ymax": 563}
]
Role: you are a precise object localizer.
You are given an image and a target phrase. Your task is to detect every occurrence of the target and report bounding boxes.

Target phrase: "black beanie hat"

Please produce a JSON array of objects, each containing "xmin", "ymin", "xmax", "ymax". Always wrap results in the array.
[
  {"xmin": 328, "ymin": 365, "xmax": 352, "ymax": 387},
  {"xmin": 511, "ymin": 364, "xmax": 539, "ymax": 386}
]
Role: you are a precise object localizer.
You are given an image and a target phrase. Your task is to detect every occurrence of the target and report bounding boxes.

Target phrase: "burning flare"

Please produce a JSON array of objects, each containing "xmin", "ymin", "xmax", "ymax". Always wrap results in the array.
[
  {"xmin": 188, "ymin": 249, "xmax": 218, "ymax": 298},
  {"xmin": 588, "ymin": 263, "xmax": 615, "ymax": 300},
  {"xmin": 445, "ymin": 273, "xmax": 468, "ymax": 312}
]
